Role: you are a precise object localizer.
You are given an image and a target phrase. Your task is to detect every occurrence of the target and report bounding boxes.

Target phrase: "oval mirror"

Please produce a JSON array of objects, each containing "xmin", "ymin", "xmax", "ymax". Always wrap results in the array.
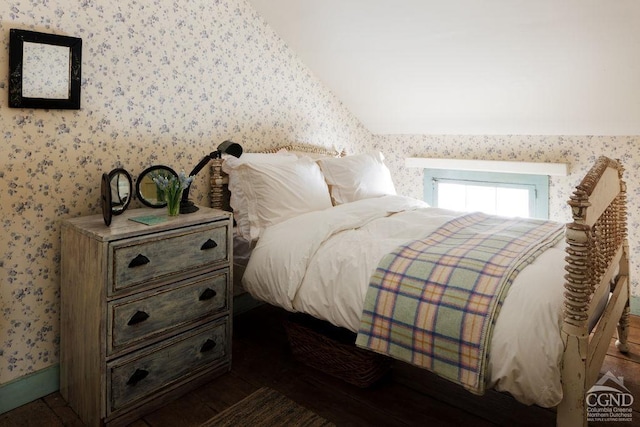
[
  {"xmin": 109, "ymin": 168, "xmax": 133, "ymax": 215},
  {"xmin": 136, "ymin": 165, "xmax": 178, "ymax": 208}
]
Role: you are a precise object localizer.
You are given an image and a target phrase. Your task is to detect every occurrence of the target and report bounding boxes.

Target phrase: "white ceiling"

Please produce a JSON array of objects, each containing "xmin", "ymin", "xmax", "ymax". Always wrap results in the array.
[{"xmin": 248, "ymin": 0, "xmax": 640, "ymax": 135}]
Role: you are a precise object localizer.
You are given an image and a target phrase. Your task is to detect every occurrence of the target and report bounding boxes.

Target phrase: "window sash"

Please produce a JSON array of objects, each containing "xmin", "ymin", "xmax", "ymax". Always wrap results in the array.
[{"xmin": 423, "ymin": 169, "xmax": 549, "ymax": 219}]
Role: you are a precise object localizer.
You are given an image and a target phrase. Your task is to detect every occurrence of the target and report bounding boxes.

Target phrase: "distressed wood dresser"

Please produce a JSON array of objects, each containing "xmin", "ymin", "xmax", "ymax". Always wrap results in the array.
[{"xmin": 60, "ymin": 206, "xmax": 233, "ymax": 426}]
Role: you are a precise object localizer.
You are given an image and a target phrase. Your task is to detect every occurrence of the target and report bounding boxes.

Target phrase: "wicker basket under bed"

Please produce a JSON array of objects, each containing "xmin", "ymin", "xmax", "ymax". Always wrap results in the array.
[{"xmin": 283, "ymin": 313, "xmax": 392, "ymax": 388}]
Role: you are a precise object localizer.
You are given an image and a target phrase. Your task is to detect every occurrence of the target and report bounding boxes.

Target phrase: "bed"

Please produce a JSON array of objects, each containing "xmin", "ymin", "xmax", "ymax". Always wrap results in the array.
[{"xmin": 210, "ymin": 145, "xmax": 630, "ymax": 427}]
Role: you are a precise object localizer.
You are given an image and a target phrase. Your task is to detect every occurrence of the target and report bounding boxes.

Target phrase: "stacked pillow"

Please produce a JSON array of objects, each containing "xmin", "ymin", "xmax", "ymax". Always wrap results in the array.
[
  {"xmin": 222, "ymin": 152, "xmax": 332, "ymax": 241},
  {"xmin": 317, "ymin": 151, "xmax": 396, "ymax": 205},
  {"xmin": 222, "ymin": 150, "xmax": 396, "ymax": 242}
]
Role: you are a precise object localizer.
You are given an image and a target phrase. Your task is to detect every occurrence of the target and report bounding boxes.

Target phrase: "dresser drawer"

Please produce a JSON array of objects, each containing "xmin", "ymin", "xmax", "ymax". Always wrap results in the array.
[
  {"xmin": 108, "ymin": 269, "xmax": 229, "ymax": 355},
  {"xmin": 108, "ymin": 318, "xmax": 229, "ymax": 414},
  {"xmin": 109, "ymin": 223, "xmax": 228, "ymax": 295}
]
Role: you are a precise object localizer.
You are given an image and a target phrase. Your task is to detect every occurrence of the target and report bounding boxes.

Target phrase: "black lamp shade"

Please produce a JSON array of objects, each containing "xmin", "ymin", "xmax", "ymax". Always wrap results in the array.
[{"xmin": 216, "ymin": 140, "xmax": 243, "ymax": 158}]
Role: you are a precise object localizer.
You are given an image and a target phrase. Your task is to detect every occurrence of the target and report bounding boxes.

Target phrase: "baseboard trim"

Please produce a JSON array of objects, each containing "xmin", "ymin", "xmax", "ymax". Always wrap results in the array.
[
  {"xmin": 631, "ymin": 295, "xmax": 639, "ymax": 316},
  {"xmin": 0, "ymin": 364, "xmax": 59, "ymax": 415}
]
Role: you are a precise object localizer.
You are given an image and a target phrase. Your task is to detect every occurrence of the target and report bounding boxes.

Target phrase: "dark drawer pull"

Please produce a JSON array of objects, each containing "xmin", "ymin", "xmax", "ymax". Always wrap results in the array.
[
  {"xmin": 127, "ymin": 310, "xmax": 150, "ymax": 326},
  {"xmin": 200, "ymin": 239, "xmax": 218, "ymax": 250},
  {"xmin": 127, "ymin": 369, "xmax": 149, "ymax": 386},
  {"xmin": 200, "ymin": 339, "xmax": 217, "ymax": 353},
  {"xmin": 128, "ymin": 254, "xmax": 150, "ymax": 268},
  {"xmin": 199, "ymin": 288, "xmax": 217, "ymax": 301}
]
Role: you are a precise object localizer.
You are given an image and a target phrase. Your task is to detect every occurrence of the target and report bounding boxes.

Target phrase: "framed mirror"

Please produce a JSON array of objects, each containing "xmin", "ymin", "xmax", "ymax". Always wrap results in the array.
[
  {"xmin": 136, "ymin": 165, "xmax": 178, "ymax": 208},
  {"xmin": 109, "ymin": 168, "xmax": 132, "ymax": 215},
  {"xmin": 9, "ymin": 29, "xmax": 82, "ymax": 109}
]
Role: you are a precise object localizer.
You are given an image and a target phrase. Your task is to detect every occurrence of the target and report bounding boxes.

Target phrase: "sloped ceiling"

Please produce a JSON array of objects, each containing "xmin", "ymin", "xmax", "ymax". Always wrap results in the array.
[{"xmin": 248, "ymin": 0, "xmax": 640, "ymax": 135}]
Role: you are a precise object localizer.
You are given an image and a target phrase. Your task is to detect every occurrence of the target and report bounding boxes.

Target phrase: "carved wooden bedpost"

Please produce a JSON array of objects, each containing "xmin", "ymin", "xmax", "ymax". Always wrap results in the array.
[
  {"xmin": 559, "ymin": 186, "xmax": 593, "ymax": 427},
  {"xmin": 557, "ymin": 157, "xmax": 630, "ymax": 427},
  {"xmin": 614, "ymin": 171, "xmax": 630, "ymax": 354},
  {"xmin": 210, "ymin": 158, "xmax": 226, "ymax": 211}
]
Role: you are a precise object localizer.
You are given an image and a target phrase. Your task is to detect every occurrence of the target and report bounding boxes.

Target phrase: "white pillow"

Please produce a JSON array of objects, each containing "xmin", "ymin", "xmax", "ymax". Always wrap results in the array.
[
  {"xmin": 317, "ymin": 152, "xmax": 396, "ymax": 205},
  {"xmin": 228, "ymin": 157, "xmax": 332, "ymax": 241},
  {"xmin": 221, "ymin": 151, "xmax": 298, "ymax": 170},
  {"xmin": 222, "ymin": 151, "xmax": 299, "ymax": 240}
]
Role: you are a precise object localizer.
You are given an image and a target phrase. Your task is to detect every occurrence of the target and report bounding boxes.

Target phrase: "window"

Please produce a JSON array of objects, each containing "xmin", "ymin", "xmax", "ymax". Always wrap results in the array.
[{"xmin": 424, "ymin": 169, "xmax": 549, "ymax": 219}]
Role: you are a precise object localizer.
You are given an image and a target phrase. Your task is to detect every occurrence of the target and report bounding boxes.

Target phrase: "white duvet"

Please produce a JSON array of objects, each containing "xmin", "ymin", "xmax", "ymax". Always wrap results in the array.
[{"xmin": 242, "ymin": 195, "xmax": 566, "ymax": 407}]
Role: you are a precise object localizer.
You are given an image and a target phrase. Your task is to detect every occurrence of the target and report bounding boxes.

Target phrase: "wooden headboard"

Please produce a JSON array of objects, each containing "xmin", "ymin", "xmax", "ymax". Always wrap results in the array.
[{"xmin": 210, "ymin": 143, "xmax": 346, "ymax": 211}]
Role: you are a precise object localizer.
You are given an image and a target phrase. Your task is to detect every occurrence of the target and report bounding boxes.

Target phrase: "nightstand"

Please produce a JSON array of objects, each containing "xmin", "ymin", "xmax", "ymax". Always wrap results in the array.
[{"xmin": 60, "ymin": 207, "xmax": 232, "ymax": 426}]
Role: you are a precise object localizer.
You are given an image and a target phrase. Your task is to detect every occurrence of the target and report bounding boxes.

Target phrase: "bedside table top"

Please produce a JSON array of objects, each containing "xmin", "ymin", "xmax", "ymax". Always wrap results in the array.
[{"xmin": 62, "ymin": 206, "xmax": 232, "ymax": 242}]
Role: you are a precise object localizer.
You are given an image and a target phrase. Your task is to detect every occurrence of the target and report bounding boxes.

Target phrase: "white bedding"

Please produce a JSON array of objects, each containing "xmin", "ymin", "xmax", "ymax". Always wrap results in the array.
[{"xmin": 242, "ymin": 195, "xmax": 565, "ymax": 407}]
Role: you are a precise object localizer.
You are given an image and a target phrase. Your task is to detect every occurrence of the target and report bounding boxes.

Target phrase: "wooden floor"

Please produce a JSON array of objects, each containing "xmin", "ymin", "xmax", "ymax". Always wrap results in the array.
[{"xmin": 2, "ymin": 304, "xmax": 640, "ymax": 427}]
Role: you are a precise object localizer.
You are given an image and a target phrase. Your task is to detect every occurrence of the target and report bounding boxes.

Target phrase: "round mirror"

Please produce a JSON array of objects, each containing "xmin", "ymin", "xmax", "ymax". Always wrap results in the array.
[
  {"xmin": 109, "ymin": 168, "xmax": 133, "ymax": 215},
  {"xmin": 136, "ymin": 165, "xmax": 178, "ymax": 208}
]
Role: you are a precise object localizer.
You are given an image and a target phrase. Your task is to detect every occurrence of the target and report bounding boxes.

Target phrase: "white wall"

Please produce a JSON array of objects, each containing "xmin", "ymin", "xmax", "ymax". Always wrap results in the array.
[{"xmin": 248, "ymin": 0, "xmax": 640, "ymax": 135}]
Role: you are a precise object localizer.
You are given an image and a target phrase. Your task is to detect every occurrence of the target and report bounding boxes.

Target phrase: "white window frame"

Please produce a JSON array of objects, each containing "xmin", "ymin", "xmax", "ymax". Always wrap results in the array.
[
  {"xmin": 424, "ymin": 169, "xmax": 549, "ymax": 219},
  {"xmin": 405, "ymin": 157, "xmax": 568, "ymax": 220}
]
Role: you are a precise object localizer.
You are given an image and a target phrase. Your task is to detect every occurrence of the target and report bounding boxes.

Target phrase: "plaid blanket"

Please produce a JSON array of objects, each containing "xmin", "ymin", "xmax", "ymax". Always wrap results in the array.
[{"xmin": 355, "ymin": 212, "xmax": 564, "ymax": 394}]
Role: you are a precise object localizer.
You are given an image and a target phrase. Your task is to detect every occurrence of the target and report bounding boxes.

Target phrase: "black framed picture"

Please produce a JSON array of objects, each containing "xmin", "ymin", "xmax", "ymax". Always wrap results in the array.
[{"xmin": 9, "ymin": 29, "xmax": 82, "ymax": 109}]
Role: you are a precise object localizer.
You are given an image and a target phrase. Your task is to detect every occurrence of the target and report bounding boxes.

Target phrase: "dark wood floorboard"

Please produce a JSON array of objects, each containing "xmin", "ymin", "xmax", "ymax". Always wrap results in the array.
[{"xmin": 1, "ymin": 304, "xmax": 639, "ymax": 426}]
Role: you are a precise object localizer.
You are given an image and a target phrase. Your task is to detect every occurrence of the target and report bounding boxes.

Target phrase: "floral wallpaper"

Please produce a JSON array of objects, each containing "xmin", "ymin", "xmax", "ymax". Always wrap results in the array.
[
  {"xmin": 374, "ymin": 134, "xmax": 640, "ymax": 300},
  {"xmin": 0, "ymin": 0, "xmax": 371, "ymax": 385},
  {"xmin": 1, "ymin": 0, "xmax": 638, "ymax": 395}
]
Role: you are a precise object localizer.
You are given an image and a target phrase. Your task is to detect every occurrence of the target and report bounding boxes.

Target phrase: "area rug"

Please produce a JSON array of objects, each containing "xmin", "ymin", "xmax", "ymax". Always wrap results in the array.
[{"xmin": 200, "ymin": 387, "xmax": 334, "ymax": 427}]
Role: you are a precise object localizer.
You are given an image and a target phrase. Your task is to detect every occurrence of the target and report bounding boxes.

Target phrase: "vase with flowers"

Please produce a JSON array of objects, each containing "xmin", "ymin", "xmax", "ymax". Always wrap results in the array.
[{"xmin": 152, "ymin": 170, "xmax": 194, "ymax": 216}]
